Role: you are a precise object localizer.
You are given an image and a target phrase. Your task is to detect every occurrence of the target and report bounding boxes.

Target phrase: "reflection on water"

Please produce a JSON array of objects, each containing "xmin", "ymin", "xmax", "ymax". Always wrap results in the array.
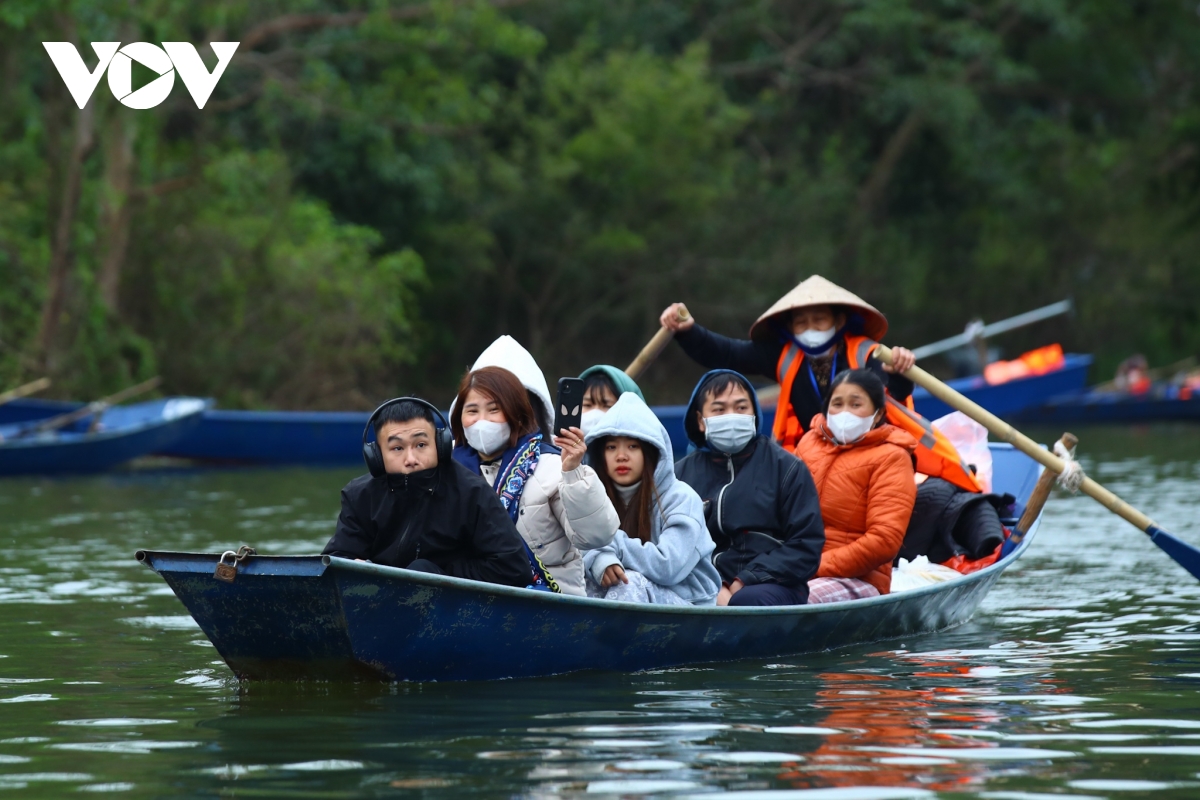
[{"xmin": 0, "ymin": 426, "xmax": 1199, "ymax": 796}]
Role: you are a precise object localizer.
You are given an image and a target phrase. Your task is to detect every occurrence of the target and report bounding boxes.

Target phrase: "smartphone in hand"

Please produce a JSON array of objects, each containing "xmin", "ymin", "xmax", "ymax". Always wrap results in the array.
[{"xmin": 553, "ymin": 377, "xmax": 585, "ymax": 436}]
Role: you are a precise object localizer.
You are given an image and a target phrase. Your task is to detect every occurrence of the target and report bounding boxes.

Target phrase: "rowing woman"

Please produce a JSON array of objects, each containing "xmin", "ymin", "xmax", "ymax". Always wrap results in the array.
[
  {"xmin": 660, "ymin": 275, "xmax": 916, "ymax": 451},
  {"xmin": 661, "ymin": 275, "xmax": 980, "ymax": 492}
]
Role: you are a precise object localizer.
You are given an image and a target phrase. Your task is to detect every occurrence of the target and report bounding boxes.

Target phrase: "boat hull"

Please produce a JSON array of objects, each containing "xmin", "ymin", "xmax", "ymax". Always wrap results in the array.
[
  {"xmin": 1011, "ymin": 390, "xmax": 1200, "ymax": 425},
  {"xmin": 137, "ymin": 532, "xmax": 1031, "ymax": 683},
  {"xmin": 135, "ymin": 442, "xmax": 1044, "ymax": 682},
  {"xmin": 0, "ymin": 398, "xmax": 210, "ymax": 477},
  {"xmin": 158, "ymin": 409, "xmax": 372, "ymax": 464},
  {"xmin": 909, "ymin": 353, "xmax": 1093, "ymax": 421}
]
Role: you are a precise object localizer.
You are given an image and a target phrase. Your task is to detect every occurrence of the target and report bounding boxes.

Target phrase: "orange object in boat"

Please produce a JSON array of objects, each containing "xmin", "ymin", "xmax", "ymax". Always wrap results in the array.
[{"xmin": 983, "ymin": 343, "xmax": 1065, "ymax": 386}]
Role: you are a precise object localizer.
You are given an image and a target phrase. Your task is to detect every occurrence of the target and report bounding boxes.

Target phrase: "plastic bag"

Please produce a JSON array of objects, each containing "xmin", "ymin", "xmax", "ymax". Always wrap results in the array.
[
  {"xmin": 890, "ymin": 556, "xmax": 965, "ymax": 593},
  {"xmin": 932, "ymin": 411, "xmax": 991, "ymax": 492},
  {"xmin": 941, "ymin": 542, "xmax": 1003, "ymax": 575}
]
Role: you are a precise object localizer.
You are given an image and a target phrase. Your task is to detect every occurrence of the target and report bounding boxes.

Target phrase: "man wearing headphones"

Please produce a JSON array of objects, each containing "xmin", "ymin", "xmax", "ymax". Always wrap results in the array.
[{"xmin": 322, "ymin": 398, "xmax": 530, "ymax": 587}]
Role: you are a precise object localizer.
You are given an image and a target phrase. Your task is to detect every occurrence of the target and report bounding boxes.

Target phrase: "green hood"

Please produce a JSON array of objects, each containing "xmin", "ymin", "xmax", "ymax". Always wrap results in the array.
[{"xmin": 578, "ymin": 365, "xmax": 645, "ymax": 401}]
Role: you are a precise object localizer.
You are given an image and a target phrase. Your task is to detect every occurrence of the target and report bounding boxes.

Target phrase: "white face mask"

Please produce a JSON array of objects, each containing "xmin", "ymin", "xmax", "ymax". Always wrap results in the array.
[
  {"xmin": 795, "ymin": 326, "xmax": 837, "ymax": 351},
  {"xmin": 704, "ymin": 412, "xmax": 757, "ymax": 454},
  {"xmin": 826, "ymin": 411, "xmax": 878, "ymax": 445},
  {"xmin": 464, "ymin": 419, "xmax": 512, "ymax": 456},
  {"xmin": 580, "ymin": 409, "xmax": 606, "ymax": 436}
]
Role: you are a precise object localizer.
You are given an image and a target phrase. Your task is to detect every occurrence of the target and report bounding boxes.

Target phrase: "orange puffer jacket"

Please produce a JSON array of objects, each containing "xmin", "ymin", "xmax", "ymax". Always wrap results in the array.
[{"xmin": 794, "ymin": 414, "xmax": 917, "ymax": 594}]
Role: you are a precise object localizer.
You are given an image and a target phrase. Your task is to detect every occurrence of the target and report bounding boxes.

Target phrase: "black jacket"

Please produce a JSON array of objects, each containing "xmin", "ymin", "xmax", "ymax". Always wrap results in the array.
[
  {"xmin": 322, "ymin": 461, "xmax": 529, "ymax": 587},
  {"xmin": 899, "ymin": 477, "xmax": 1013, "ymax": 564},
  {"xmin": 675, "ymin": 324, "xmax": 913, "ymax": 434},
  {"xmin": 673, "ymin": 369, "xmax": 825, "ymax": 588}
]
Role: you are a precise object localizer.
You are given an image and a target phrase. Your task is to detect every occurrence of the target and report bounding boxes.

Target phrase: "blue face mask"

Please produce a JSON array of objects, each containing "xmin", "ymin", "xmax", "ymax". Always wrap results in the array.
[{"xmin": 704, "ymin": 413, "xmax": 757, "ymax": 454}]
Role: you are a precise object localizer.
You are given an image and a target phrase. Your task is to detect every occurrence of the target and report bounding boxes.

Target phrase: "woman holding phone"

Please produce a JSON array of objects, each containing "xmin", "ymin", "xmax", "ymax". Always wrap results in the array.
[
  {"xmin": 582, "ymin": 393, "xmax": 720, "ymax": 606},
  {"xmin": 450, "ymin": 337, "xmax": 621, "ymax": 596}
]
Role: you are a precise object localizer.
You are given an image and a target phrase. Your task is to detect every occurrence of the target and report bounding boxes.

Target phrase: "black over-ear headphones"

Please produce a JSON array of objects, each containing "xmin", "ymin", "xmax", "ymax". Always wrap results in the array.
[{"xmin": 362, "ymin": 397, "xmax": 454, "ymax": 478}]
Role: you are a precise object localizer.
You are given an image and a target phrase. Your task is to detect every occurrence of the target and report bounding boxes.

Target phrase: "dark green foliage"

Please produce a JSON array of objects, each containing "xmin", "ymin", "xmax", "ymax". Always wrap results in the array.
[{"xmin": 1, "ymin": 0, "xmax": 1198, "ymax": 406}]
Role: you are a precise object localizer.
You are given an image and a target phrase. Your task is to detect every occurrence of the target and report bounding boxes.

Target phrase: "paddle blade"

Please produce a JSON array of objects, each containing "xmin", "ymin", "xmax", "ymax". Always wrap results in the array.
[
  {"xmin": 1148, "ymin": 525, "xmax": 1200, "ymax": 581},
  {"xmin": 999, "ymin": 528, "xmax": 1026, "ymax": 560}
]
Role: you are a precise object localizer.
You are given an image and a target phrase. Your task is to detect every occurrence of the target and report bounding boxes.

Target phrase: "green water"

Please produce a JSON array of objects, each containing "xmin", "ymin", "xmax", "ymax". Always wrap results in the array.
[{"xmin": 2, "ymin": 426, "xmax": 1200, "ymax": 798}]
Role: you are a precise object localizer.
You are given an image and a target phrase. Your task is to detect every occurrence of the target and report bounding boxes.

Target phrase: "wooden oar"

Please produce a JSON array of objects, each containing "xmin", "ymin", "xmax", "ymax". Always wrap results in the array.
[
  {"xmin": 874, "ymin": 344, "xmax": 1200, "ymax": 580},
  {"xmin": 909, "ymin": 299, "xmax": 1073, "ymax": 359},
  {"xmin": 12, "ymin": 377, "xmax": 162, "ymax": 438},
  {"xmin": 0, "ymin": 378, "xmax": 51, "ymax": 407},
  {"xmin": 999, "ymin": 432, "xmax": 1077, "ymax": 558},
  {"xmin": 626, "ymin": 305, "xmax": 690, "ymax": 379}
]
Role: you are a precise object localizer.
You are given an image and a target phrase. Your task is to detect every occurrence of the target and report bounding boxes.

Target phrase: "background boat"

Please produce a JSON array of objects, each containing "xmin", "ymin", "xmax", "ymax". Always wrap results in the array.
[
  {"xmin": 2, "ymin": 365, "xmax": 1089, "ymax": 467},
  {"xmin": 908, "ymin": 353, "xmax": 1092, "ymax": 420},
  {"xmin": 158, "ymin": 409, "xmax": 373, "ymax": 464},
  {"xmin": 1012, "ymin": 388, "xmax": 1200, "ymax": 425},
  {"xmin": 135, "ymin": 443, "xmax": 1043, "ymax": 682},
  {"xmin": 0, "ymin": 398, "xmax": 210, "ymax": 477}
]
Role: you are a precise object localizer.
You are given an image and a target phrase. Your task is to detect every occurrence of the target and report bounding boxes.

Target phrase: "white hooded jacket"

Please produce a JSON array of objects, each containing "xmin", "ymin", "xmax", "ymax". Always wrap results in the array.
[{"xmin": 455, "ymin": 335, "xmax": 619, "ymax": 596}]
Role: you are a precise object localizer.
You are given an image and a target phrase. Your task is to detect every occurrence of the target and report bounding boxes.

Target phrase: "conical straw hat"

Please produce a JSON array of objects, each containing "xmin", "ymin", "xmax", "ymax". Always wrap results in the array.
[{"xmin": 749, "ymin": 275, "xmax": 888, "ymax": 343}]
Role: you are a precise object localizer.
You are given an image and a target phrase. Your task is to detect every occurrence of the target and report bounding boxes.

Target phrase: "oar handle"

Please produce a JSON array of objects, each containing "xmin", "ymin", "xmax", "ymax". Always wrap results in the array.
[
  {"xmin": 21, "ymin": 377, "xmax": 162, "ymax": 436},
  {"xmin": 0, "ymin": 377, "xmax": 51, "ymax": 407},
  {"xmin": 625, "ymin": 305, "xmax": 690, "ymax": 379},
  {"xmin": 874, "ymin": 344, "xmax": 1158, "ymax": 533}
]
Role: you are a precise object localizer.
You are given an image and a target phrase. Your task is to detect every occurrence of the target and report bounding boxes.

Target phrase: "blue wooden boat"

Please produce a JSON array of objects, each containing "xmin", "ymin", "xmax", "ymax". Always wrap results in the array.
[
  {"xmin": 1011, "ymin": 387, "xmax": 1200, "ymax": 425},
  {"xmin": 136, "ymin": 443, "xmax": 1043, "ymax": 682},
  {"xmin": 158, "ymin": 409, "xmax": 372, "ymax": 464},
  {"xmin": 908, "ymin": 353, "xmax": 1093, "ymax": 421},
  {"xmin": 0, "ymin": 403, "xmax": 374, "ymax": 466},
  {"xmin": 0, "ymin": 355, "xmax": 1090, "ymax": 466},
  {"xmin": 0, "ymin": 397, "xmax": 79, "ymax": 425},
  {"xmin": 0, "ymin": 398, "xmax": 210, "ymax": 477}
]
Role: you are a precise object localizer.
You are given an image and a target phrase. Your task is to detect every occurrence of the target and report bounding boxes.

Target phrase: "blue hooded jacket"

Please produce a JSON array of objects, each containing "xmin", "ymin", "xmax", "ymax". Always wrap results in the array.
[{"xmin": 582, "ymin": 393, "xmax": 720, "ymax": 605}]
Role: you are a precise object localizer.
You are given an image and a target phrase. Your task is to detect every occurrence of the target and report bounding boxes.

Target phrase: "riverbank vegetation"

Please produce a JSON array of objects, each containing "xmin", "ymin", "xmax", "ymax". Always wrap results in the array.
[{"xmin": 2, "ymin": 0, "xmax": 1198, "ymax": 406}]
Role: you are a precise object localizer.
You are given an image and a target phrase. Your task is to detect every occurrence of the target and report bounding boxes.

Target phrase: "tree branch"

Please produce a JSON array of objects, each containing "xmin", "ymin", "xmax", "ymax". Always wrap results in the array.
[
  {"xmin": 717, "ymin": 9, "xmax": 845, "ymax": 78},
  {"xmin": 239, "ymin": 0, "xmax": 535, "ymax": 51},
  {"xmin": 856, "ymin": 109, "xmax": 924, "ymax": 215}
]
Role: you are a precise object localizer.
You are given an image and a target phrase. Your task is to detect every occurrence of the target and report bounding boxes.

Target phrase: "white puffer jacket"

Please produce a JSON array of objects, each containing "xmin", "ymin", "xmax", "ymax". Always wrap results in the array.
[
  {"xmin": 512, "ymin": 454, "xmax": 620, "ymax": 596},
  {"xmin": 457, "ymin": 334, "xmax": 619, "ymax": 595}
]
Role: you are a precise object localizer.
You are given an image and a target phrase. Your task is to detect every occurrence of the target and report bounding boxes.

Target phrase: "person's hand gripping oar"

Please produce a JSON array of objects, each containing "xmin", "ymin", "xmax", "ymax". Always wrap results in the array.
[
  {"xmin": 625, "ymin": 304, "xmax": 691, "ymax": 379},
  {"xmin": 874, "ymin": 344, "xmax": 1200, "ymax": 580}
]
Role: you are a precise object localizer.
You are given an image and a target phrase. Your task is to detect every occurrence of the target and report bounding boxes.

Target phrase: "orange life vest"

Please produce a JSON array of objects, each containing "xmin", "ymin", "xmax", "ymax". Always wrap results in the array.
[{"xmin": 773, "ymin": 335, "xmax": 983, "ymax": 492}]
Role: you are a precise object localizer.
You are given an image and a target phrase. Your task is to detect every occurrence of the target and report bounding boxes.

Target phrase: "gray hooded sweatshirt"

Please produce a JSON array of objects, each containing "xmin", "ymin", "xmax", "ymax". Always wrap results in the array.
[{"xmin": 582, "ymin": 393, "xmax": 720, "ymax": 605}]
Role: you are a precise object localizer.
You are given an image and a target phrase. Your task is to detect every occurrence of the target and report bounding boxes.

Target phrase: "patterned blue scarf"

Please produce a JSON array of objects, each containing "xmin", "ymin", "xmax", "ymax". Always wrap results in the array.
[{"xmin": 491, "ymin": 434, "xmax": 561, "ymax": 593}]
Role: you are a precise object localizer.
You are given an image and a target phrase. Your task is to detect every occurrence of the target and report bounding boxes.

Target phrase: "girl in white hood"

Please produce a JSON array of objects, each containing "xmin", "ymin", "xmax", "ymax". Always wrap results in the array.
[
  {"xmin": 450, "ymin": 337, "xmax": 620, "ymax": 596},
  {"xmin": 582, "ymin": 393, "xmax": 720, "ymax": 606}
]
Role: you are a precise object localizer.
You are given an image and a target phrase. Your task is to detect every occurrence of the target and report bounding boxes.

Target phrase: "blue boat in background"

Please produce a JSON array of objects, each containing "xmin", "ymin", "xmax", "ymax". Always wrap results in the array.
[
  {"xmin": 1012, "ymin": 388, "xmax": 1200, "ymax": 425},
  {"xmin": 909, "ymin": 353, "xmax": 1093, "ymax": 421},
  {"xmin": 0, "ymin": 397, "xmax": 78, "ymax": 425},
  {"xmin": 0, "ymin": 398, "xmax": 210, "ymax": 477},
  {"xmin": 0, "ymin": 354, "xmax": 1091, "ymax": 466},
  {"xmin": 160, "ymin": 409, "xmax": 372, "ymax": 464},
  {"xmin": 136, "ymin": 443, "xmax": 1043, "ymax": 682}
]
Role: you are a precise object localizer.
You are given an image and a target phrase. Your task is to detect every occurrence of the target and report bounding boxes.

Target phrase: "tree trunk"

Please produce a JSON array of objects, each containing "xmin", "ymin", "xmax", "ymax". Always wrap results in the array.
[
  {"xmin": 97, "ymin": 112, "xmax": 136, "ymax": 313},
  {"xmin": 37, "ymin": 100, "xmax": 95, "ymax": 368},
  {"xmin": 856, "ymin": 108, "xmax": 925, "ymax": 218}
]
